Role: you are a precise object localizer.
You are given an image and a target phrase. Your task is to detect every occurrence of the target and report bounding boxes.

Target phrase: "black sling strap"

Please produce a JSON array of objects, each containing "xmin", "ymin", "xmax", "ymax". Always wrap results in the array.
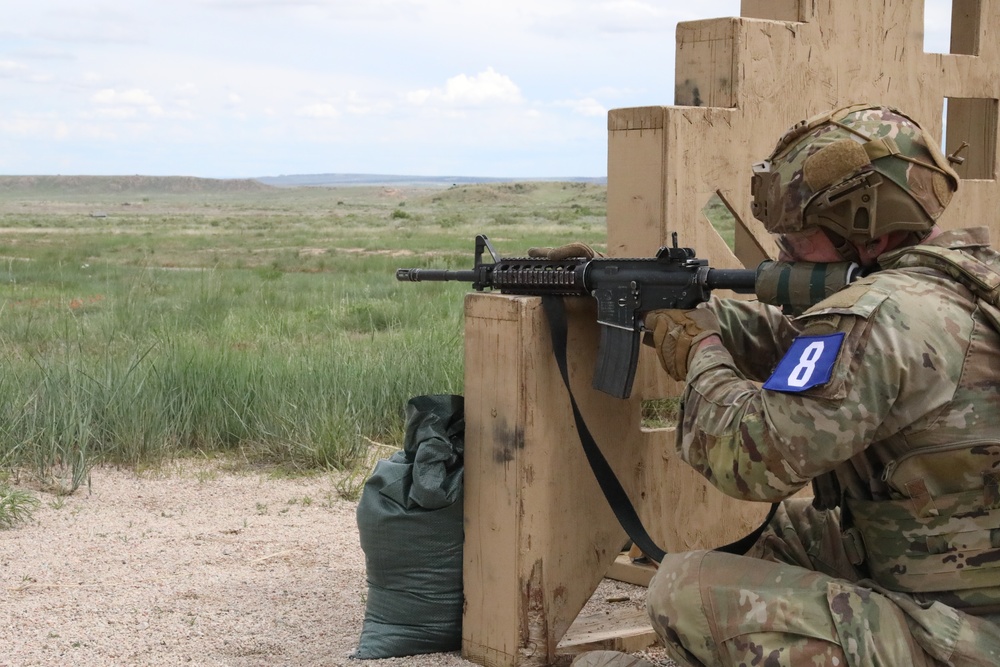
[{"xmin": 540, "ymin": 296, "xmax": 778, "ymax": 563}]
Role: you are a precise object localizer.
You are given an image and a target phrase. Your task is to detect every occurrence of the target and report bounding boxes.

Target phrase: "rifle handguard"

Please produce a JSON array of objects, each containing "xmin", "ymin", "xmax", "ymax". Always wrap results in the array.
[{"xmin": 396, "ymin": 235, "xmax": 860, "ymax": 397}]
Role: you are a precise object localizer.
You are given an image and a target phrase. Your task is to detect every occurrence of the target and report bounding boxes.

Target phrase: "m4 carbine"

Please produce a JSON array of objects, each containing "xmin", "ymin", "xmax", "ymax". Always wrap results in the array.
[{"xmin": 397, "ymin": 234, "xmax": 758, "ymax": 399}]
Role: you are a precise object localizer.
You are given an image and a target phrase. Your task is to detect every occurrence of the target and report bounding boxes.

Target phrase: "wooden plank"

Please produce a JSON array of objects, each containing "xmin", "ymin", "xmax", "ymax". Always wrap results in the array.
[
  {"xmin": 605, "ymin": 554, "xmax": 657, "ymax": 588},
  {"xmin": 947, "ymin": 97, "xmax": 998, "ymax": 181},
  {"xmin": 675, "ymin": 19, "xmax": 737, "ymax": 108},
  {"xmin": 462, "ymin": 294, "xmax": 632, "ymax": 667},
  {"xmin": 606, "ymin": 108, "xmax": 665, "ymax": 257},
  {"xmin": 951, "ymin": 0, "xmax": 983, "ymax": 55},
  {"xmin": 462, "ymin": 293, "xmax": 526, "ymax": 667},
  {"xmin": 557, "ymin": 607, "xmax": 659, "ymax": 656}
]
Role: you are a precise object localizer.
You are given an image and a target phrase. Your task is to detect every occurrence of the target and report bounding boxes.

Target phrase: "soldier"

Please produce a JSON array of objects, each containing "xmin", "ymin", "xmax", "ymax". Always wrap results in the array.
[{"xmin": 577, "ymin": 104, "xmax": 1000, "ymax": 666}]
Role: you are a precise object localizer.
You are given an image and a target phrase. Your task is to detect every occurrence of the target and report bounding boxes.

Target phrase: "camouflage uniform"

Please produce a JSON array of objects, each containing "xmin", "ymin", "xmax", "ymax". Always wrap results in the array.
[{"xmin": 647, "ymin": 227, "xmax": 1000, "ymax": 666}]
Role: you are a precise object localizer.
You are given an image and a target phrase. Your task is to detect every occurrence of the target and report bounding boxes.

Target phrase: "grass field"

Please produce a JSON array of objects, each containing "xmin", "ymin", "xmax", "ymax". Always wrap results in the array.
[{"xmin": 0, "ymin": 177, "xmax": 609, "ymax": 493}]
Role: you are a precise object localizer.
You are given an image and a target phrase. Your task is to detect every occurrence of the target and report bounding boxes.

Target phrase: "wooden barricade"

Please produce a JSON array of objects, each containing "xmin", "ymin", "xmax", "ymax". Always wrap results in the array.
[{"xmin": 463, "ymin": 2, "xmax": 1000, "ymax": 666}]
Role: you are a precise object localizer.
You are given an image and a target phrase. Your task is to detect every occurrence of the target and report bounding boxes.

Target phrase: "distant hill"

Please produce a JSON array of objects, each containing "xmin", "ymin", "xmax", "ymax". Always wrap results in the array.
[
  {"xmin": 0, "ymin": 175, "xmax": 272, "ymax": 195},
  {"xmin": 255, "ymin": 173, "xmax": 607, "ymax": 188},
  {"xmin": 0, "ymin": 173, "xmax": 607, "ymax": 195}
]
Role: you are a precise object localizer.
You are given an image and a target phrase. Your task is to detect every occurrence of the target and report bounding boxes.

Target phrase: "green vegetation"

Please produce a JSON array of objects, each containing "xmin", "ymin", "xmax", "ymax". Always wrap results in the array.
[
  {"xmin": 0, "ymin": 177, "xmax": 608, "ymax": 491},
  {"xmin": 703, "ymin": 192, "xmax": 738, "ymax": 250},
  {"xmin": 640, "ymin": 398, "xmax": 681, "ymax": 430},
  {"xmin": 0, "ymin": 477, "xmax": 39, "ymax": 527}
]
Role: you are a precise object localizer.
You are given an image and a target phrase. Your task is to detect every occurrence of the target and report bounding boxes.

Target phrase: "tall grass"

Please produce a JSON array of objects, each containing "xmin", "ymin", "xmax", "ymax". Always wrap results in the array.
[
  {"xmin": 0, "ymin": 180, "xmax": 606, "ymax": 489},
  {"xmin": 1, "ymin": 259, "xmax": 466, "ymax": 490},
  {"xmin": 0, "ymin": 324, "xmax": 462, "ymax": 487}
]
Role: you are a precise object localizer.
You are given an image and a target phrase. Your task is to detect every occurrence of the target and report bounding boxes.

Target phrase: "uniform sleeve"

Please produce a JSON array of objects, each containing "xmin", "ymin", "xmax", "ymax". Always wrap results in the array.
[
  {"xmin": 676, "ymin": 279, "xmax": 967, "ymax": 502},
  {"xmin": 707, "ymin": 297, "xmax": 801, "ymax": 382}
]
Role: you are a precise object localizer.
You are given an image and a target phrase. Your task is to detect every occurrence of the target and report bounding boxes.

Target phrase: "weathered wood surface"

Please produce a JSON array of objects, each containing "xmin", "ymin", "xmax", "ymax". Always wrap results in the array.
[{"xmin": 463, "ymin": 1, "xmax": 1000, "ymax": 665}]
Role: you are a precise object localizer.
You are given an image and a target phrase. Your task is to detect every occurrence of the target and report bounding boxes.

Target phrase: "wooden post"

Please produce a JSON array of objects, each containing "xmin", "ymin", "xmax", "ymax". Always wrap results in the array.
[
  {"xmin": 463, "ymin": 1, "xmax": 1000, "ymax": 665},
  {"xmin": 462, "ymin": 294, "xmax": 766, "ymax": 667}
]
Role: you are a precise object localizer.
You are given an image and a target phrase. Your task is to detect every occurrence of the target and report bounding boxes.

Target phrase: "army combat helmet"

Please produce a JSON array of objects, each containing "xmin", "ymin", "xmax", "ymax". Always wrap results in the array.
[{"xmin": 750, "ymin": 103, "xmax": 959, "ymax": 259}]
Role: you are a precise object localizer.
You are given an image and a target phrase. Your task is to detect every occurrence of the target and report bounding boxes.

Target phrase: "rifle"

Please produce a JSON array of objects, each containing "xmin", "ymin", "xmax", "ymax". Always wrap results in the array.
[
  {"xmin": 396, "ymin": 233, "xmax": 757, "ymax": 399},
  {"xmin": 398, "ymin": 233, "xmax": 859, "ymax": 561}
]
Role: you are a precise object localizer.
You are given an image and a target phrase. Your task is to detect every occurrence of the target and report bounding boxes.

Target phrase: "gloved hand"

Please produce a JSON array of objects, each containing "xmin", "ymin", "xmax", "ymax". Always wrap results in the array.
[
  {"xmin": 644, "ymin": 307, "xmax": 721, "ymax": 381},
  {"xmin": 527, "ymin": 242, "xmax": 604, "ymax": 260}
]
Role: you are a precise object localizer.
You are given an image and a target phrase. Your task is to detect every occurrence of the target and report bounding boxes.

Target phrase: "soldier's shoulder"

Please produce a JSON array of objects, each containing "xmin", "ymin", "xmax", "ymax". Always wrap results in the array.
[
  {"xmin": 803, "ymin": 267, "xmax": 959, "ymax": 319},
  {"xmin": 801, "ymin": 275, "xmax": 893, "ymax": 320}
]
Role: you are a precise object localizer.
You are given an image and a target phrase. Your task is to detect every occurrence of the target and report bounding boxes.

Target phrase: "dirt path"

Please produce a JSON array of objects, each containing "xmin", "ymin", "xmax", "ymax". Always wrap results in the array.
[
  {"xmin": 1, "ymin": 462, "xmax": 666, "ymax": 667},
  {"xmin": 1, "ymin": 463, "xmax": 482, "ymax": 667}
]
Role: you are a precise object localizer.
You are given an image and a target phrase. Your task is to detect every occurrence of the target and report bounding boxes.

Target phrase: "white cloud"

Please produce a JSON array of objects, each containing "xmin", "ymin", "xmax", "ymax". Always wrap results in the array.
[
  {"xmin": 92, "ymin": 88, "xmax": 158, "ymax": 106},
  {"xmin": 555, "ymin": 97, "xmax": 607, "ymax": 117},
  {"xmin": 589, "ymin": 0, "xmax": 675, "ymax": 32},
  {"xmin": 93, "ymin": 106, "xmax": 139, "ymax": 119},
  {"xmin": 342, "ymin": 90, "xmax": 391, "ymax": 115},
  {"xmin": 297, "ymin": 103, "xmax": 339, "ymax": 119},
  {"xmin": 1, "ymin": 0, "xmax": 750, "ymax": 176},
  {"xmin": 0, "ymin": 60, "xmax": 29, "ymax": 76},
  {"xmin": 1, "ymin": 117, "xmax": 52, "ymax": 136},
  {"xmin": 0, "ymin": 59, "xmax": 52, "ymax": 84},
  {"xmin": 53, "ymin": 121, "xmax": 71, "ymax": 139},
  {"xmin": 89, "ymin": 88, "xmax": 166, "ymax": 119},
  {"xmin": 528, "ymin": 0, "xmax": 697, "ymax": 37},
  {"xmin": 407, "ymin": 67, "xmax": 523, "ymax": 108},
  {"xmin": 1, "ymin": 116, "xmax": 111, "ymax": 142}
]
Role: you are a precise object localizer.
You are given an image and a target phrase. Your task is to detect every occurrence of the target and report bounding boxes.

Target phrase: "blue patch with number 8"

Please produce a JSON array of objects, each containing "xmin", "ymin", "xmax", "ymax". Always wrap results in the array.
[{"xmin": 763, "ymin": 333, "xmax": 845, "ymax": 393}]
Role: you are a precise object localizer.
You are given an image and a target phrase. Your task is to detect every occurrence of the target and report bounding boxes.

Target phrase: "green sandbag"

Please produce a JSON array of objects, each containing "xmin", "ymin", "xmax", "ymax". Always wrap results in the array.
[{"xmin": 353, "ymin": 394, "xmax": 464, "ymax": 659}]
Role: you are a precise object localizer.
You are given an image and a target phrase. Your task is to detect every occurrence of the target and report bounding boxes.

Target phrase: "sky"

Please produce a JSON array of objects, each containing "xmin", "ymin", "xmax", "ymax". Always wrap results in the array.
[{"xmin": 1, "ymin": 1, "xmax": 954, "ymax": 179}]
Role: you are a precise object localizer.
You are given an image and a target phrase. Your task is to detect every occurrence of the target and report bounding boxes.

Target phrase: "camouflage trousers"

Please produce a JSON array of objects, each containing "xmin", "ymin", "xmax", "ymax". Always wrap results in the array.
[{"xmin": 646, "ymin": 498, "xmax": 1000, "ymax": 666}]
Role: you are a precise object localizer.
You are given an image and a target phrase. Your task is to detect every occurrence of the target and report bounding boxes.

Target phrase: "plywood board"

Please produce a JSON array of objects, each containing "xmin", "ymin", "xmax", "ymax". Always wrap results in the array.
[{"xmin": 462, "ymin": 294, "xmax": 772, "ymax": 667}]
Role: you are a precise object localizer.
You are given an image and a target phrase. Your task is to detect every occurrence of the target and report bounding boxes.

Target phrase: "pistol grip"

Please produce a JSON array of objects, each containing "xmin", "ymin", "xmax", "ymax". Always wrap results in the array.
[{"xmin": 592, "ymin": 324, "xmax": 640, "ymax": 399}]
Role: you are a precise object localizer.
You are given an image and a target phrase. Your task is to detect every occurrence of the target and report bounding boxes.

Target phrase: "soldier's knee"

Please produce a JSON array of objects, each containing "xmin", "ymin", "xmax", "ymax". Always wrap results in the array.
[
  {"xmin": 646, "ymin": 551, "xmax": 715, "ymax": 665},
  {"xmin": 647, "ymin": 551, "xmax": 709, "ymax": 620}
]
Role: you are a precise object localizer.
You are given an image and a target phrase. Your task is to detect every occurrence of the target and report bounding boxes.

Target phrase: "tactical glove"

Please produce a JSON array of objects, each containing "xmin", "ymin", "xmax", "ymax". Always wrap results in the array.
[
  {"xmin": 526, "ymin": 242, "xmax": 604, "ymax": 260},
  {"xmin": 645, "ymin": 307, "xmax": 721, "ymax": 381}
]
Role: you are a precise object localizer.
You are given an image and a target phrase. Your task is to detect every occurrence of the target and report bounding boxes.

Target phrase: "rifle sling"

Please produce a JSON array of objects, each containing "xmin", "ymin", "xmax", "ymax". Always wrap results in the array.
[{"xmin": 540, "ymin": 296, "xmax": 778, "ymax": 564}]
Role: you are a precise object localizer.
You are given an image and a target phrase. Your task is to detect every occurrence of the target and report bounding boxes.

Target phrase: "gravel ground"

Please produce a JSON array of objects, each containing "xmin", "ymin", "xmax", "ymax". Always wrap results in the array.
[{"xmin": 1, "ymin": 462, "xmax": 671, "ymax": 667}]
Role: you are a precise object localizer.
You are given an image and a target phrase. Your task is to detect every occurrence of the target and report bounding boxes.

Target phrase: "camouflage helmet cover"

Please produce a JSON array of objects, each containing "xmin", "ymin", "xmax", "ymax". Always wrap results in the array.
[{"xmin": 750, "ymin": 104, "xmax": 960, "ymax": 242}]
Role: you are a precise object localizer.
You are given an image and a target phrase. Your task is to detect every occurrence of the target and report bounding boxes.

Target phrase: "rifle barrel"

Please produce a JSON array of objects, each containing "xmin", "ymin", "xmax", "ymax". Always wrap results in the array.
[
  {"xmin": 395, "ymin": 268, "xmax": 477, "ymax": 282},
  {"xmin": 705, "ymin": 268, "xmax": 757, "ymax": 293}
]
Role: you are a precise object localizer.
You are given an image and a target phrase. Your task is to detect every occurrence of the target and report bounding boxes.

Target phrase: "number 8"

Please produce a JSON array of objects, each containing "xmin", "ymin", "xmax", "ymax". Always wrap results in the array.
[{"xmin": 787, "ymin": 342, "xmax": 825, "ymax": 388}]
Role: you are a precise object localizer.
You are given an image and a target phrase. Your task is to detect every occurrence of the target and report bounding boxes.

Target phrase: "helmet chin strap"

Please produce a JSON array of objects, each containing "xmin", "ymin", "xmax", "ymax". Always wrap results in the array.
[{"xmin": 819, "ymin": 227, "xmax": 863, "ymax": 264}]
